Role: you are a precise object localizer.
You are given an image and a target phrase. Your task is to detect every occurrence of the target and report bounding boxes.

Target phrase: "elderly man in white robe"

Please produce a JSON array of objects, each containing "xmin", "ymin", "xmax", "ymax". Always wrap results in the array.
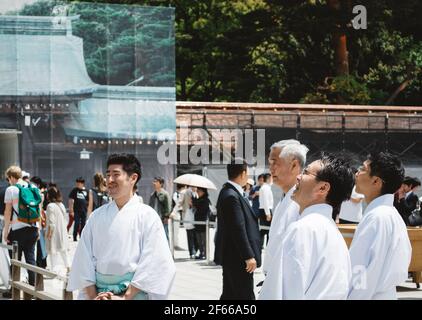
[
  {"xmin": 348, "ymin": 152, "xmax": 411, "ymax": 300},
  {"xmin": 259, "ymin": 154, "xmax": 354, "ymax": 300},
  {"xmin": 263, "ymin": 140, "xmax": 308, "ymax": 276},
  {"xmin": 67, "ymin": 153, "xmax": 176, "ymax": 300}
]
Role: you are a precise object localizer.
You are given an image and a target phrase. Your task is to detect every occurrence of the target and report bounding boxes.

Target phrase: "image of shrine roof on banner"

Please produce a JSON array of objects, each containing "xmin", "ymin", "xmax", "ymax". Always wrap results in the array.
[
  {"xmin": 0, "ymin": 5, "xmax": 176, "ymax": 142},
  {"xmin": 63, "ymin": 86, "xmax": 176, "ymax": 142}
]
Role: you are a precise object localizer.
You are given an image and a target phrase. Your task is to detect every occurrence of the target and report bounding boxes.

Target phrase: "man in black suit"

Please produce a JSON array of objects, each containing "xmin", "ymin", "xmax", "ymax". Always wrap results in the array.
[
  {"xmin": 214, "ymin": 159, "xmax": 261, "ymax": 300},
  {"xmin": 395, "ymin": 176, "xmax": 421, "ymax": 225}
]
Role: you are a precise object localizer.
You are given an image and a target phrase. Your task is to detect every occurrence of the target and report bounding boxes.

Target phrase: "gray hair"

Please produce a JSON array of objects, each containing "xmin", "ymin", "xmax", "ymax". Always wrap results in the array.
[{"xmin": 270, "ymin": 139, "xmax": 309, "ymax": 168}]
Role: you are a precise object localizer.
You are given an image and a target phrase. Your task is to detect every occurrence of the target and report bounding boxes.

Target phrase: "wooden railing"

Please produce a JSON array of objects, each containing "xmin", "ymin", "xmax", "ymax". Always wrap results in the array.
[{"xmin": 0, "ymin": 241, "xmax": 72, "ymax": 300}]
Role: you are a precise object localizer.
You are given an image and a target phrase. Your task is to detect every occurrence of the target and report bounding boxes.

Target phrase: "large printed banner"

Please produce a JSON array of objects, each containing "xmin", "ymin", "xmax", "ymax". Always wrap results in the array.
[{"xmin": 0, "ymin": 1, "xmax": 176, "ymax": 199}]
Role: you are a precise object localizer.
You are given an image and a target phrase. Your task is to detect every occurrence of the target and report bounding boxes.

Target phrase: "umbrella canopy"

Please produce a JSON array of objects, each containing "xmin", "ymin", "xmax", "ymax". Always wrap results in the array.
[{"xmin": 174, "ymin": 174, "xmax": 217, "ymax": 190}]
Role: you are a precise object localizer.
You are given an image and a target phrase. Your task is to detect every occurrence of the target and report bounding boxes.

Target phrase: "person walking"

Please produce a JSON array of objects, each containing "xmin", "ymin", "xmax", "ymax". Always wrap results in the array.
[
  {"xmin": 214, "ymin": 159, "xmax": 261, "ymax": 300},
  {"xmin": 149, "ymin": 177, "xmax": 171, "ymax": 241},
  {"xmin": 45, "ymin": 186, "xmax": 70, "ymax": 273},
  {"xmin": 68, "ymin": 177, "xmax": 89, "ymax": 241}
]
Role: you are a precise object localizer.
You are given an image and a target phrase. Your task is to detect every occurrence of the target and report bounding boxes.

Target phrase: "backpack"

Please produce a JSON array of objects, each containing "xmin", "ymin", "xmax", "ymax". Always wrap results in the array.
[{"xmin": 14, "ymin": 184, "xmax": 42, "ymax": 224}]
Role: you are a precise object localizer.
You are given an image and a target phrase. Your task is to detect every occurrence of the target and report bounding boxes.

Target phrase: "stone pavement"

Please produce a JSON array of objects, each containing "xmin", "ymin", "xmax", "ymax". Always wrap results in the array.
[{"xmin": 1, "ymin": 225, "xmax": 421, "ymax": 300}]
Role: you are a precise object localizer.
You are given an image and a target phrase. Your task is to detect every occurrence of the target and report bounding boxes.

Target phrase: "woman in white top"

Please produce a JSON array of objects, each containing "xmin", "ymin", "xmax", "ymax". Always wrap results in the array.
[
  {"xmin": 339, "ymin": 186, "xmax": 365, "ymax": 224},
  {"xmin": 45, "ymin": 186, "xmax": 70, "ymax": 273}
]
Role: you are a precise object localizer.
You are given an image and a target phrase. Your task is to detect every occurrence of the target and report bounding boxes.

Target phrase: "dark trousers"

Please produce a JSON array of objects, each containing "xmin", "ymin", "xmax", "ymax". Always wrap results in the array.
[
  {"xmin": 8, "ymin": 226, "xmax": 38, "ymax": 286},
  {"xmin": 73, "ymin": 211, "xmax": 87, "ymax": 241},
  {"xmin": 220, "ymin": 262, "xmax": 255, "ymax": 300},
  {"xmin": 259, "ymin": 209, "xmax": 271, "ymax": 248},
  {"xmin": 195, "ymin": 230, "xmax": 206, "ymax": 258},
  {"xmin": 260, "ymin": 229, "xmax": 269, "ymax": 248},
  {"xmin": 186, "ymin": 229, "xmax": 197, "ymax": 256},
  {"xmin": 36, "ymin": 239, "xmax": 47, "ymax": 268}
]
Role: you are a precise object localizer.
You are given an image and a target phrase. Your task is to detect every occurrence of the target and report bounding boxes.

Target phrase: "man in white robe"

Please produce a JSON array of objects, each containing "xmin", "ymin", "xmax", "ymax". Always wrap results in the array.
[
  {"xmin": 348, "ymin": 152, "xmax": 412, "ymax": 300},
  {"xmin": 259, "ymin": 155, "xmax": 354, "ymax": 299},
  {"xmin": 263, "ymin": 139, "xmax": 308, "ymax": 275},
  {"xmin": 67, "ymin": 153, "xmax": 175, "ymax": 300}
]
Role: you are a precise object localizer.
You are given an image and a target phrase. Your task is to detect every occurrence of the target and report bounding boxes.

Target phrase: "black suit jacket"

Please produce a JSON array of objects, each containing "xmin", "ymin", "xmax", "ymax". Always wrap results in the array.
[
  {"xmin": 214, "ymin": 182, "xmax": 261, "ymax": 268},
  {"xmin": 395, "ymin": 192, "xmax": 419, "ymax": 225}
]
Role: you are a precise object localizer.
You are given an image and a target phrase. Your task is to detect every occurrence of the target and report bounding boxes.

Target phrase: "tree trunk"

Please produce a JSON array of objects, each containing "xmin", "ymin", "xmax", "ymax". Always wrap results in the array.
[
  {"xmin": 328, "ymin": 0, "xmax": 350, "ymax": 76},
  {"xmin": 386, "ymin": 78, "xmax": 412, "ymax": 105}
]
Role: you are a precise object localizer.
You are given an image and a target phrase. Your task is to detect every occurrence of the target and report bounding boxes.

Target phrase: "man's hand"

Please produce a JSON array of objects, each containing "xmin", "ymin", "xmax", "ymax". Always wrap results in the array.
[
  {"xmin": 266, "ymin": 214, "xmax": 272, "ymax": 222},
  {"xmin": 245, "ymin": 258, "xmax": 257, "ymax": 273},
  {"xmin": 94, "ymin": 292, "xmax": 114, "ymax": 300}
]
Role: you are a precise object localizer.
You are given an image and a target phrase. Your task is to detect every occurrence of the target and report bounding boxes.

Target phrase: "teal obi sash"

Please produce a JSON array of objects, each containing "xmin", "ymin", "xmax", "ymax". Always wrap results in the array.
[{"xmin": 95, "ymin": 272, "xmax": 148, "ymax": 300}]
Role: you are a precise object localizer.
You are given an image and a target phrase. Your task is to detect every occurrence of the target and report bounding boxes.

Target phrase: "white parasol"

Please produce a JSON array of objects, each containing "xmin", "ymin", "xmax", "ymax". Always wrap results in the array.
[{"xmin": 173, "ymin": 174, "xmax": 217, "ymax": 190}]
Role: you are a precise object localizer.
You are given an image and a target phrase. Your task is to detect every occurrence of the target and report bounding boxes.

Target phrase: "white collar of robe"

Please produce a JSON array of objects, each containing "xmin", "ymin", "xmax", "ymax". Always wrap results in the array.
[
  {"xmin": 300, "ymin": 203, "xmax": 333, "ymax": 220},
  {"xmin": 364, "ymin": 193, "xmax": 394, "ymax": 216}
]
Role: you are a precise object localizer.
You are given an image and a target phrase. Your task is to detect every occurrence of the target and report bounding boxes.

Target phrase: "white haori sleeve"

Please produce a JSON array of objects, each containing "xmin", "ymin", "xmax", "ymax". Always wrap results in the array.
[
  {"xmin": 131, "ymin": 213, "xmax": 176, "ymax": 300},
  {"xmin": 67, "ymin": 218, "xmax": 96, "ymax": 293}
]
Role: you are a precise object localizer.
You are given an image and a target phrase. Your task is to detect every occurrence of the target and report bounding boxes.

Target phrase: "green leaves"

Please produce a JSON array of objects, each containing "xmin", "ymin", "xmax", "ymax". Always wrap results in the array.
[{"xmin": 17, "ymin": 0, "xmax": 422, "ymax": 104}]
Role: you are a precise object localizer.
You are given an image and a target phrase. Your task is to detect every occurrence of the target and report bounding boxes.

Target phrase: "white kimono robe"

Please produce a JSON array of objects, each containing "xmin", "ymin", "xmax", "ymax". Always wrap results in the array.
[
  {"xmin": 263, "ymin": 186, "xmax": 299, "ymax": 274},
  {"xmin": 348, "ymin": 194, "xmax": 412, "ymax": 300},
  {"xmin": 67, "ymin": 195, "xmax": 176, "ymax": 300},
  {"xmin": 259, "ymin": 204, "xmax": 351, "ymax": 300}
]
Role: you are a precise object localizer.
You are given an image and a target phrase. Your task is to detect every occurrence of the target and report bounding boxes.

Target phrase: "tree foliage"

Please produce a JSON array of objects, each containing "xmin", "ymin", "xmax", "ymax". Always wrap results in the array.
[{"xmin": 16, "ymin": 0, "xmax": 422, "ymax": 105}]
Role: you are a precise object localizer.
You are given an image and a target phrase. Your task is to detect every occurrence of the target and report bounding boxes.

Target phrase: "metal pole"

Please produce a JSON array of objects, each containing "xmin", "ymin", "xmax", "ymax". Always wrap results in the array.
[
  {"xmin": 205, "ymin": 219, "xmax": 210, "ymax": 264},
  {"xmin": 170, "ymin": 218, "xmax": 175, "ymax": 259}
]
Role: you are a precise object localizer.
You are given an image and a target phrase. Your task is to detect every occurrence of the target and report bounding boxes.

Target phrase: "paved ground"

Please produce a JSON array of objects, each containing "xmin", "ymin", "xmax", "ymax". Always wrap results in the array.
[{"xmin": 1, "ymin": 225, "xmax": 421, "ymax": 300}]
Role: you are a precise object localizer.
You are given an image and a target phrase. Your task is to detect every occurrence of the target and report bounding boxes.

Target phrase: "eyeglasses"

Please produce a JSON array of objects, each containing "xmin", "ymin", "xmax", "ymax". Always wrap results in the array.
[
  {"xmin": 357, "ymin": 165, "xmax": 368, "ymax": 173},
  {"xmin": 302, "ymin": 168, "xmax": 318, "ymax": 178}
]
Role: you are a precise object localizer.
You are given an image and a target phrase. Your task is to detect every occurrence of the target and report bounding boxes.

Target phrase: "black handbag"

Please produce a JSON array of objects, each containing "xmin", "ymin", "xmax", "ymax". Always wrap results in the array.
[{"xmin": 408, "ymin": 210, "xmax": 422, "ymax": 226}]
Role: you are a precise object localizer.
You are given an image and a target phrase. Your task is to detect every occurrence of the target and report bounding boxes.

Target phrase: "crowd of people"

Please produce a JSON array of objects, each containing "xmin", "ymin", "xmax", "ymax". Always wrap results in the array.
[
  {"xmin": 0, "ymin": 143, "xmax": 417, "ymax": 300},
  {"xmin": 214, "ymin": 140, "xmax": 412, "ymax": 300}
]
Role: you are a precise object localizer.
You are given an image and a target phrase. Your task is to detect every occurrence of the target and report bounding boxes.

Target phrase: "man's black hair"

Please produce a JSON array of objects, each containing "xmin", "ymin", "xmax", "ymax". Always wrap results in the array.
[
  {"xmin": 315, "ymin": 153, "xmax": 355, "ymax": 211},
  {"xmin": 227, "ymin": 158, "xmax": 248, "ymax": 180},
  {"xmin": 367, "ymin": 152, "xmax": 404, "ymax": 195},
  {"xmin": 107, "ymin": 153, "xmax": 142, "ymax": 184},
  {"xmin": 76, "ymin": 177, "xmax": 85, "ymax": 183},
  {"xmin": 263, "ymin": 173, "xmax": 272, "ymax": 183},
  {"xmin": 154, "ymin": 176, "xmax": 165, "ymax": 186},
  {"xmin": 30, "ymin": 176, "xmax": 43, "ymax": 186}
]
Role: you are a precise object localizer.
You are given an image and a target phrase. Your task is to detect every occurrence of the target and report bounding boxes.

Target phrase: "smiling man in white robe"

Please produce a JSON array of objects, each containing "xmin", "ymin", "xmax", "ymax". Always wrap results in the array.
[
  {"xmin": 263, "ymin": 140, "xmax": 308, "ymax": 276},
  {"xmin": 259, "ymin": 154, "xmax": 354, "ymax": 300},
  {"xmin": 67, "ymin": 153, "xmax": 176, "ymax": 300},
  {"xmin": 348, "ymin": 152, "xmax": 411, "ymax": 300}
]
